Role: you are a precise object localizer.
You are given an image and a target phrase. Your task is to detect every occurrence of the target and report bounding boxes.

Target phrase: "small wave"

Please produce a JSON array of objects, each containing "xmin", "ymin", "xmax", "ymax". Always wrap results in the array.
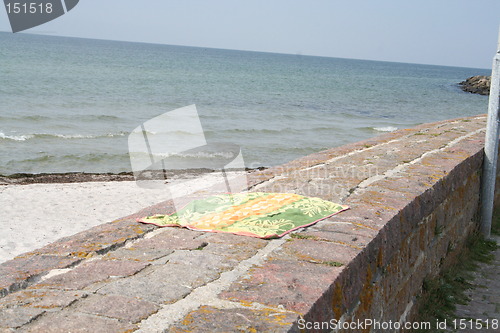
[
  {"xmin": 50, "ymin": 132, "xmax": 126, "ymax": 139},
  {"xmin": 130, "ymin": 151, "xmax": 236, "ymax": 160},
  {"xmin": 0, "ymin": 115, "xmax": 52, "ymax": 122},
  {"xmin": 131, "ymin": 129, "xmax": 205, "ymax": 136},
  {"xmin": 206, "ymin": 127, "xmax": 336, "ymax": 135},
  {"xmin": 224, "ymin": 128, "xmax": 291, "ymax": 134},
  {"xmin": 373, "ymin": 126, "xmax": 398, "ymax": 132},
  {"xmin": 169, "ymin": 151, "xmax": 235, "ymax": 159},
  {"xmin": 264, "ymin": 146, "xmax": 324, "ymax": 155},
  {"xmin": 0, "ymin": 132, "xmax": 126, "ymax": 141},
  {"xmin": 200, "ymin": 115, "xmax": 224, "ymax": 120},
  {"xmin": 75, "ymin": 115, "xmax": 122, "ymax": 121},
  {"xmin": 0, "ymin": 114, "xmax": 123, "ymax": 122},
  {"xmin": 23, "ymin": 115, "xmax": 52, "ymax": 121},
  {"xmin": 0, "ymin": 132, "xmax": 34, "ymax": 141},
  {"xmin": 12, "ymin": 152, "xmax": 130, "ymax": 165}
]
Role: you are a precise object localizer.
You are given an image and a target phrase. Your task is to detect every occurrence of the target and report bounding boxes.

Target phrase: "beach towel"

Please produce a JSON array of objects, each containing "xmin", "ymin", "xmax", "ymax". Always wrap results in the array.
[{"xmin": 138, "ymin": 192, "xmax": 348, "ymax": 239}]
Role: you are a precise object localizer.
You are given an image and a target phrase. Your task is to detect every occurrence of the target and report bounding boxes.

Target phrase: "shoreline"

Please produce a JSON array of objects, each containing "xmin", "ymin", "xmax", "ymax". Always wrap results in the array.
[{"xmin": 0, "ymin": 167, "xmax": 266, "ymax": 185}]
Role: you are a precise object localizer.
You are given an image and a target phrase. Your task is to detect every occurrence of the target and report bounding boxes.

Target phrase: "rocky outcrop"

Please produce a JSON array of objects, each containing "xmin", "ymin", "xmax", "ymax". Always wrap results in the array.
[{"xmin": 459, "ymin": 75, "xmax": 491, "ymax": 95}]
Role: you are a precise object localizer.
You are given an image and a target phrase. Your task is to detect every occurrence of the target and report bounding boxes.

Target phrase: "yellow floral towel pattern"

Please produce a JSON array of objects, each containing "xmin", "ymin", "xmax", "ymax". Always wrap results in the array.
[{"xmin": 138, "ymin": 192, "xmax": 349, "ymax": 239}]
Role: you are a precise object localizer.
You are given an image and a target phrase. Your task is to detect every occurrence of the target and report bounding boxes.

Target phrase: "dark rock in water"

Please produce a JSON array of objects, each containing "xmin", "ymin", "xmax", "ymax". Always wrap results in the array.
[{"xmin": 459, "ymin": 75, "xmax": 491, "ymax": 95}]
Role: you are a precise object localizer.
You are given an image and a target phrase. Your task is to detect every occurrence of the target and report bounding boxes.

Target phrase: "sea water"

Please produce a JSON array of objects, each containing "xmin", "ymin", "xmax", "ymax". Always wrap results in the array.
[{"xmin": 0, "ymin": 32, "xmax": 491, "ymax": 175}]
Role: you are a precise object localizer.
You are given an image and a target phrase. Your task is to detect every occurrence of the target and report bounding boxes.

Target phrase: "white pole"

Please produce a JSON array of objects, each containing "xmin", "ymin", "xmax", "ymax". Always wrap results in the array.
[{"xmin": 480, "ymin": 27, "xmax": 500, "ymax": 238}]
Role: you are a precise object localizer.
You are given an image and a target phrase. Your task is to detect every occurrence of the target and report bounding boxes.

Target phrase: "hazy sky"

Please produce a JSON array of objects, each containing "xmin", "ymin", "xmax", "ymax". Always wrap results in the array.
[{"xmin": 1, "ymin": 0, "xmax": 499, "ymax": 69}]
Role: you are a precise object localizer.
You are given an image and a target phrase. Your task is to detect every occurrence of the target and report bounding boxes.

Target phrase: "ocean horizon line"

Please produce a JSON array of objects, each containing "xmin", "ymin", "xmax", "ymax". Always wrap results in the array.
[{"xmin": 0, "ymin": 30, "xmax": 490, "ymax": 71}]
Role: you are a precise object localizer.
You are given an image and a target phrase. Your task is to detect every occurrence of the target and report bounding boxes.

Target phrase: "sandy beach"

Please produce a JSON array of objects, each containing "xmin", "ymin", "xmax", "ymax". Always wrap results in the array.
[{"xmin": 0, "ymin": 172, "xmax": 238, "ymax": 264}]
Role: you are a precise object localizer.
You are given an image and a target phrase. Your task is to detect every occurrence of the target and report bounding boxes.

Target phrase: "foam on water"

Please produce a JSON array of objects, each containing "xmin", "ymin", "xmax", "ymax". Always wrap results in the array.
[
  {"xmin": 0, "ymin": 132, "xmax": 126, "ymax": 141},
  {"xmin": 373, "ymin": 126, "xmax": 398, "ymax": 132},
  {"xmin": 0, "ymin": 132, "xmax": 34, "ymax": 141}
]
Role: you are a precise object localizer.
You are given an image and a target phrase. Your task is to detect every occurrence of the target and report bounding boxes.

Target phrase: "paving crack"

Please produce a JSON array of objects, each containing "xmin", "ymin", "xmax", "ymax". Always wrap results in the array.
[
  {"xmin": 342, "ymin": 127, "xmax": 485, "ymax": 202},
  {"xmin": 136, "ymin": 236, "xmax": 289, "ymax": 332}
]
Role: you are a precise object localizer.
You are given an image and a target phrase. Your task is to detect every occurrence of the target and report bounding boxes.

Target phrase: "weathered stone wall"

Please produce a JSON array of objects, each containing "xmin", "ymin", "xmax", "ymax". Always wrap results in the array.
[
  {"xmin": 0, "ymin": 115, "xmax": 492, "ymax": 332},
  {"xmin": 326, "ymin": 140, "xmax": 483, "ymax": 330}
]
